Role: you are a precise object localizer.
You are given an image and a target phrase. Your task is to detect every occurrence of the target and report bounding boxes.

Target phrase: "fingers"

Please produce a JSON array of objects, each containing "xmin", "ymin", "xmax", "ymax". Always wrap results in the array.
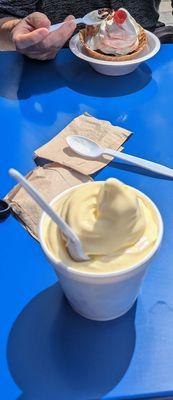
[
  {"xmin": 12, "ymin": 12, "xmax": 50, "ymax": 49},
  {"xmin": 25, "ymin": 12, "xmax": 51, "ymax": 29},
  {"xmin": 13, "ymin": 27, "xmax": 49, "ymax": 49},
  {"xmin": 12, "ymin": 13, "xmax": 76, "ymax": 60},
  {"xmin": 41, "ymin": 15, "xmax": 76, "ymax": 49}
]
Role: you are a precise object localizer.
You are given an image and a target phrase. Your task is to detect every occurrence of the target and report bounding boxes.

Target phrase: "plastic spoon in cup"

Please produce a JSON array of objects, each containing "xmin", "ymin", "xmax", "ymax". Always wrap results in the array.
[
  {"xmin": 9, "ymin": 168, "xmax": 89, "ymax": 262},
  {"xmin": 67, "ymin": 135, "xmax": 173, "ymax": 179},
  {"xmin": 48, "ymin": 10, "xmax": 104, "ymax": 33}
]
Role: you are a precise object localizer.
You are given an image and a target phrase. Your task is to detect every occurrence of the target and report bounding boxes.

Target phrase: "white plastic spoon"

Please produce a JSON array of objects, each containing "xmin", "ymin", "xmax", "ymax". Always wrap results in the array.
[
  {"xmin": 9, "ymin": 168, "xmax": 89, "ymax": 262},
  {"xmin": 67, "ymin": 135, "xmax": 173, "ymax": 179},
  {"xmin": 48, "ymin": 9, "xmax": 107, "ymax": 32}
]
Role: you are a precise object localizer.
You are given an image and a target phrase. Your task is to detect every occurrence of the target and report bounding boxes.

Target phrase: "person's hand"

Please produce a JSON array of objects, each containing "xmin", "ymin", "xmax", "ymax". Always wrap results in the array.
[{"xmin": 11, "ymin": 12, "xmax": 76, "ymax": 60}]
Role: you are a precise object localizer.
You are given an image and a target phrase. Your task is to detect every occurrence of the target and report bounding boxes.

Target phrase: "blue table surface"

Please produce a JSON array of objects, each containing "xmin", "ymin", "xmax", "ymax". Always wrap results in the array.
[{"xmin": 0, "ymin": 45, "xmax": 173, "ymax": 400}]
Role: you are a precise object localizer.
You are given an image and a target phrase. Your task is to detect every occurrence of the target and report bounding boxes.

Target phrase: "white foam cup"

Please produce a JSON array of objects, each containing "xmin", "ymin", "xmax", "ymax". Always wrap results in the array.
[{"xmin": 39, "ymin": 183, "xmax": 163, "ymax": 321}]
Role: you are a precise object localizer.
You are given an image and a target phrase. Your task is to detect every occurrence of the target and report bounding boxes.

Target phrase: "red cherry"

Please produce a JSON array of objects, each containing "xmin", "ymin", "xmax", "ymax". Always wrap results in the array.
[{"xmin": 114, "ymin": 9, "xmax": 127, "ymax": 24}]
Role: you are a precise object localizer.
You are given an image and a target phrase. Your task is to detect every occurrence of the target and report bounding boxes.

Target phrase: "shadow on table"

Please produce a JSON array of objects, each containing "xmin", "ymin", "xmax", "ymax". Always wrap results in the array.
[
  {"xmin": 0, "ymin": 50, "xmax": 153, "ymax": 101},
  {"xmin": 17, "ymin": 57, "xmax": 65, "ymax": 100},
  {"xmin": 107, "ymin": 160, "xmax": 173, "ymax": 180},
  {"xmin": 7, "ymin": 283, "xmax": 136, "ymax": 400},
  {"xmin": 0, "ymin": 52, "xmax": 23, "ymax": 100},
  {"xmin": 0, "ymin": 52, "xmax": 64, "ymax": 100},
  {"xmin": 57, "ymin": 52, "xmax": 153, "ymax": 98}
]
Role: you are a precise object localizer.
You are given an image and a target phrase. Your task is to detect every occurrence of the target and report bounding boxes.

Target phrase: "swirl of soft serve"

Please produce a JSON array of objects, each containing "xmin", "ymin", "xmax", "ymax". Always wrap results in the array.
[
  {"xmin": 44, "ymin": 179, "xmax": 158, "ymax": 273},
  {"xmin": 87, "ymin": 8, "xmax": 140, "ymax": 55}
]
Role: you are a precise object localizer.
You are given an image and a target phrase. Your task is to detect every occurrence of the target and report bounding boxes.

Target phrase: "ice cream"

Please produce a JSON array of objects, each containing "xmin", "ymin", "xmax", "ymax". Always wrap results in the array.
[
  {"xmin": 43, "ymin": 179, "xmax": 158, "ymax": 274},
  {"xmin": 87, "ymin": 9, "xmax": 140, "ymax": 56},
  {"xmin": 79, "ymin": 8, "xmax": 147, "ymax": 61}
]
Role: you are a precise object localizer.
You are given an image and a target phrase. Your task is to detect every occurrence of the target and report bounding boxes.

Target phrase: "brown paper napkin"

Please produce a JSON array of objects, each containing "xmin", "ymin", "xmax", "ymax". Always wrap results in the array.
[
  {"xmin": 5, "ymin": 163, "xmax": 92, "ymax": 240},
  {"xmin": 34, "ymin": 113, "xmax": 132, "ymax": 175},
  {"xmin": 5, "ymin": 114, "xmax": 132, "ymax": 240}
]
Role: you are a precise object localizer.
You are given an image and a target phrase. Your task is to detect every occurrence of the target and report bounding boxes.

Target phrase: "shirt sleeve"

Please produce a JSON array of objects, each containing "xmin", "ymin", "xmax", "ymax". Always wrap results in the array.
[{"xmin": 0, "ymin": 0, "xmax": 38, "ymax": 19}]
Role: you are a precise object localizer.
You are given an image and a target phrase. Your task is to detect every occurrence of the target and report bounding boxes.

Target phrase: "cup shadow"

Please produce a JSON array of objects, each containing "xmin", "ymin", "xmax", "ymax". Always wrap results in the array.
[
  {"xmin": 56, "ymin": 51, "xmax": 153, "ymax": 98},
  {"xmin": 0, "ymin": 50, "xmax": 153, "ymax": 101},
  {"xmin": 7, "ymin": 282, "xmax": 136, "ymax": 400}
]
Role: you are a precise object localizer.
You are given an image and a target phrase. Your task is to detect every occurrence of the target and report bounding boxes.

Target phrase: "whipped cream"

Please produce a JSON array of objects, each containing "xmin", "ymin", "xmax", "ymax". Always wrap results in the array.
[
  {"xmin": 87, "ymin": 8, "xmax": 140, "ymax": 56},
  {"xmin": 44, "ymin": 179, "xmax": 158, "ymax": 274}
]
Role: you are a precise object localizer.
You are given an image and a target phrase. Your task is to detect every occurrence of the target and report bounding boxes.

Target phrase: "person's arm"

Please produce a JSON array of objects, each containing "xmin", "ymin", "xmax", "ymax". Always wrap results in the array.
[
  {"xmin": 0, "ymin": 0, "xmax": 76, "ymax": 59},
  {"xmin": 0, "ymin": 12, "xmax": 76, "ymax": 59},
  {"xmin": 0, "ymin": 0, "xmax": 37, "ymax": 50},
  {"xmin": 0, "ymin": 17, "xmax": 21, "ymax": 49}
]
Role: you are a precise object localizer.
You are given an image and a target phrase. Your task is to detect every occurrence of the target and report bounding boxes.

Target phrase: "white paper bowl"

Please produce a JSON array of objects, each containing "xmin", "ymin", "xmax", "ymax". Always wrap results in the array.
[
  {"xmin": 69, "ymin": 31, "xmax": 160, "ymax": 76},
  {"xmin": 39, "ymin": 183, "xmax": 163, "ymax": 321}
]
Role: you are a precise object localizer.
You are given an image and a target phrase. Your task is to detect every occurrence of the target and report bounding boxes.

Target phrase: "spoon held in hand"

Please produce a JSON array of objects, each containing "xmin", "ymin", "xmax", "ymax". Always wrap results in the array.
[{"xmin": 48, "ymin": 9, "xmax": 107, "ymax": 32}]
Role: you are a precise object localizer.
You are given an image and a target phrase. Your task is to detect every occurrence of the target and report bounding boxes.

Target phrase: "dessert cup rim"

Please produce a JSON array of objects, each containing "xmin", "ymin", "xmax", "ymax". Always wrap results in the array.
[{"xmin": 69, "ymin": 30, "xmax": 160, "ymax": 66}]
